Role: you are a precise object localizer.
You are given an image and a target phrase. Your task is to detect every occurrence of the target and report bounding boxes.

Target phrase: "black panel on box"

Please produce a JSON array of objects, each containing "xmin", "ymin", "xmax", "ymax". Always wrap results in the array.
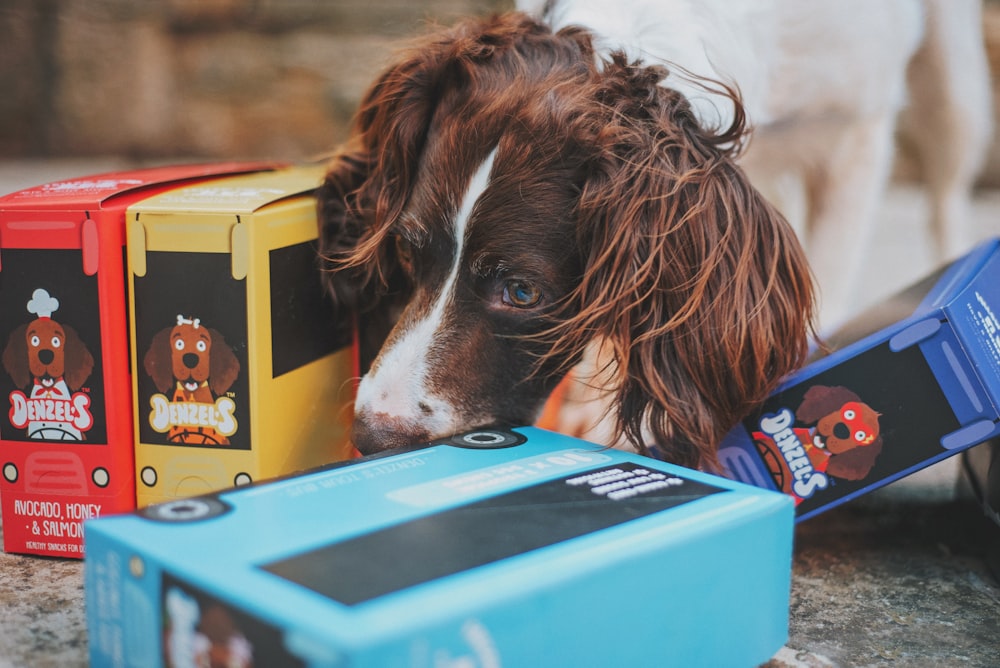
[
  {"xmin": 268, "ymin": 241, "xmax": 349, "ymax": 378},
  {"xmin": 261, "ymin": 463, "xmax": 725, "ymax": 605},
  {"xmin": 133, "ymin": 250, "xmax": 251, "ymax": 450},
  {"xmin": 0, "ymin": 249, "xmax": 107, "ymax": 443},
  {"xmin": 745, "ymin": 340, "xmax": 960, "ymax": 517}
]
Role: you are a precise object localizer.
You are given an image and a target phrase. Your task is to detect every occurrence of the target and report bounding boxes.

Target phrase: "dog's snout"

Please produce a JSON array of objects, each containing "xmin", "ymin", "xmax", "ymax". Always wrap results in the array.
[
  {"xmin": 352, "ymin": 413, "xmax": 431, "ymax": 456},
  {"xmin": 182, "ymin": 353, "xmax": 199, "ymax": 369},
  {"xmin": 38, "ymin": 349, "xmax": 54, "ymax": 365},
  {"xmin": 833, "ymin": 422, "xmax": 850, "ymax": 440}
]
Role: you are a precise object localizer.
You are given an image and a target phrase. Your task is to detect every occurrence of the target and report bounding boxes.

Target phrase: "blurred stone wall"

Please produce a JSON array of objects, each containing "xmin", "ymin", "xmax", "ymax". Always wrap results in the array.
[
  {"xmin": 0, "ymin": 0, "xmax": 512, "ymax": 161},
  {"xmin": 2, "ymin": 0, "xmax": 1000, "ymax": 185}
]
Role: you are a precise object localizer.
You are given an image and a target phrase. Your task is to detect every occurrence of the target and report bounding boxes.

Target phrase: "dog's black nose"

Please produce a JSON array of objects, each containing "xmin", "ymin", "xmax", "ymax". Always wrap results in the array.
[
  {"xmin": 833, "ymin": 422, "xmax": 850, "ymax": 440},
  {"xmin": 351, "ymin": 413, "xmax": 431, "ymax": 455},
  {"xmin": 38, "ymin": 349, "xmax": 54, "ymax": 365},
  {"xmin": 183, "ymin": 353, "xmax": 200, "ymax": 369}
]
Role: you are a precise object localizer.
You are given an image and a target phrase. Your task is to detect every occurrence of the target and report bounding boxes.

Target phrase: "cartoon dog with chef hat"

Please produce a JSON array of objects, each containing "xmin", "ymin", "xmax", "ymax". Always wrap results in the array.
[{"xmin": 2, "ymin": 289, "xmax": 95, "ymax": 440}]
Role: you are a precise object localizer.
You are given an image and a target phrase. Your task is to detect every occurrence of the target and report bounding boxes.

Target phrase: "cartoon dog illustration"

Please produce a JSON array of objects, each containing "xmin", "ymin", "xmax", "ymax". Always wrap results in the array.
[
  {"xmin": 2, "ymin": 288, "xmax": 95, "ymax": 440},
  {"xmin": 752, "ymin": 385, "xmax": 884, "ymax": 501},
  {"xmin": 144, "ymin": 315, "xmax": 240, "ymax": 445},
  {"xmin": 795, "ymin": 385, "xmax": 884, "ymax": 481}
]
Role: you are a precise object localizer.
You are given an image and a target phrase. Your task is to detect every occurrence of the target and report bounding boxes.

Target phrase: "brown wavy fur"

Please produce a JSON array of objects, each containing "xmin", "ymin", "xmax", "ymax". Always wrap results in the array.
[{"xmin": 318, "ymin": 12, "xmax": 815, "ymax": 469}]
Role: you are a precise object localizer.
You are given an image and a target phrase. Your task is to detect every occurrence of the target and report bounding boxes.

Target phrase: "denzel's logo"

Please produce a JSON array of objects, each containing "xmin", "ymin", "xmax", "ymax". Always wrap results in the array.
[
  {"xmin": 143, "ymin": 315, "xmax": 241, "ymax": 446},
  {"xmin": 149, "ymin": 394, "xmax": 237, "ymax": 437},
  {"xmin": 10, "ymin": 392, "xmax": 93, "ymax": 437},
  {"xmin": 2, "ymin": 289, "xmax": 95, "ymax": 441},
  {"xmin": 756, "ymin": 409, "xmax": 829, "ymax": 500}
]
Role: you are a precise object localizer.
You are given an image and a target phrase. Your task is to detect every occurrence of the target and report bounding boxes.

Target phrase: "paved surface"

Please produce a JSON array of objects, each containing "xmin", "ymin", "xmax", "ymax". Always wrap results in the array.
[{"xmin": 0, "ymin": 160, "xmax": 999, "ymax": 667}]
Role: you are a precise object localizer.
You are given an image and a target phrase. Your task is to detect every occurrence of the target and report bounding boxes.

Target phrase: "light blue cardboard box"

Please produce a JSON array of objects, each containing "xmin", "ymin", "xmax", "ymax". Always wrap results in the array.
[{"xmin": 85, "ymin": 427, "xmax": 793, "ymax": 667}]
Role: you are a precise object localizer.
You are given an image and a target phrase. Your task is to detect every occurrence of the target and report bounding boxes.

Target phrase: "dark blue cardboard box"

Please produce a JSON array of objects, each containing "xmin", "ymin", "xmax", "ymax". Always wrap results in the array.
[{"xmin": 721, "ymin": 238, "xmax": 1000, "ymax": 520}]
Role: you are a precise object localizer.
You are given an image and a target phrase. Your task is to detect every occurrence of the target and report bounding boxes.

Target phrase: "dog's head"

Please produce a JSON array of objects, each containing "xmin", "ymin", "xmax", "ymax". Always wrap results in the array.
[
  {"xmin": 2, "ymin": 317, "xmax": 94, "ymax": 392},
  {"xmin": 143, "ymin": 316, "xmax": 240, "ymax": 397},
  {"xmin": 318, "ymin": 12, "xmax": 814, "ymax": 468}
]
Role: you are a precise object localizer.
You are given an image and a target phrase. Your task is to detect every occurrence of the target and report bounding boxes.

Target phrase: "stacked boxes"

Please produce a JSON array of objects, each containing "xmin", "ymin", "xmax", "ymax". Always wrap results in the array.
[
  {"xmin": 0, "ymin": 162, "xmax": 280, "ymax": 557},
  {"xmin": 721, "ymin": 238, "xmax": 1000, "ymax": 520},
  {"xmin": 86, "ymin": 427, "xmax": 794, "ymax": 668},
  {"xmin": 126, "ymin": 165, "xmax": 356, "ymax": 507}
]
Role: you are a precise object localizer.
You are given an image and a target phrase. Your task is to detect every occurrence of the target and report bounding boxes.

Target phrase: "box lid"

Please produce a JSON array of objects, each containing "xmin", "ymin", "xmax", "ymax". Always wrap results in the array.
[
  {"xmin": 129, "ymin": 164, "xmax": 326, "ymax": 216},
  {"xmin": 0, "ymin": 162, "xmax": 282, "ymax": 211},
  {"xmin": 940, "ymin": 239, "xmax": 1000, "ymax": 414},
  {"xmin": 796, "ymin": 238, "xmax": 1000, "ymax": 377}
]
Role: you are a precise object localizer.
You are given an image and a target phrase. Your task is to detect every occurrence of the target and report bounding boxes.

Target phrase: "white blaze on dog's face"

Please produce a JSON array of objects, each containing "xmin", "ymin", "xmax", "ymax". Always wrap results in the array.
[
  {"xmin": 350, "ymin": 140, "xmax": 584, "ymax": 453},
  {"xmin": 354, "ymin": 150, "xmax": 497, "ymax": 440}
]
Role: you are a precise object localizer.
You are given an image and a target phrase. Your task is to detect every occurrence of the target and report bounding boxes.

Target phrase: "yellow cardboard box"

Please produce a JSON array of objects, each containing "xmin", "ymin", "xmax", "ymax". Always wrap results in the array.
[{"xmin": 127, "ymin": 165, "xmax": 354, "ymax": 506}]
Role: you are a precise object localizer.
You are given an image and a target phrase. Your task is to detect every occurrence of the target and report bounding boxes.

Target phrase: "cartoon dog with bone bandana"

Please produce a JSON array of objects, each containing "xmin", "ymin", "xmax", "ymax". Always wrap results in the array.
[{"xmin": 143, "ymin": 315, "xmax": 241, "ymax": 445}]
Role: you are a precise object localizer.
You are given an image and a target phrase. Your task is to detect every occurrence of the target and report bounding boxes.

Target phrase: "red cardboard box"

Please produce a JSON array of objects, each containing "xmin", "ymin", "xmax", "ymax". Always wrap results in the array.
[{"xmin": 0, "ymin": 162, "xmax": 280, "ymax": 557}]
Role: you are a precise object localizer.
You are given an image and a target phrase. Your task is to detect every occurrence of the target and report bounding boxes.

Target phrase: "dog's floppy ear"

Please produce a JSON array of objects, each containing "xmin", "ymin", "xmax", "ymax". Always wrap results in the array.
[
  {"xmin": 560, "ymin": 56, "xmax": 815, "ymax": 470},
  {"xmin": 796, "ymin": 385, "xmax": 863, "ymax": 424},
  {"xmin": 827, "ymin": 436, "xmax": 883, "ymax": 480},
  {"xmin": 316, "ymin": 17, "xmax": 465, "ymax": 312},
  {"xmin": 143, "ymin": 327, "xmax": 175, "ymax": 394},
  {"xmin": 61, "ymin": 323, "xmax": 94, "ymax": 391},
  {"xmin": 207, "ymin": 328, "xmax": 240, "ymax": 396},
  {"xmin": 2, "ymin": 324, "xmax": 30, "ymax": 389}
]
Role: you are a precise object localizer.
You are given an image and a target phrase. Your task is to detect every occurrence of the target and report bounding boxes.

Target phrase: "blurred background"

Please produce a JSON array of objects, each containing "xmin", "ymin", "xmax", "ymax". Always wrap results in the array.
[
  {"xmin": 2, "ymin": 0, "xmax": 1000, "ymax": 321},
  {"xmin": 0, "ymin": 0, "xmax": 510, "ymax": 163},
  {"xmin": 1, "ymin": 0, "xmax": 999, "ymax": 187}
]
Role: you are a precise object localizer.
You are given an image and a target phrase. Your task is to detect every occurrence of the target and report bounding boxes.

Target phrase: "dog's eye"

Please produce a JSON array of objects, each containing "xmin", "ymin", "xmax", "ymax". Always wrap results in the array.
[
  {"xmin": 196, "ymin": 341, "xmax": 207, "ymax": 352},
  {"xmin": 174, "ymin": 339, "xmax": 185, "ymax": 351},
  {"xmin": 855, "ymin": 430, "xmax": 868, "ymax": 443},
  {"xmin": 502, "ymin": 279, "xmax": 542, "ymax": 308},
  {"xmin": 30, "ymin": 335, "xmax": 40, "ymax": 347},
  {"xmin": 843, "ymin": 409, "xmax": 856, "ymax": 420},
  {"xmin": 51, "ymin": 336, "xmax": 61, "ymax": 349}
]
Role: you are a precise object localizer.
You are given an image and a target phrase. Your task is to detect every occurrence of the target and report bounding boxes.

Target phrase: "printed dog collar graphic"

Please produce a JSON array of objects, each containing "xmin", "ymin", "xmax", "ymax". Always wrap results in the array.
[
  {"xmin": 143, "ymin": 314, "xmax": 241, "ymax": 445},
  {"xmin": 2, "ymin": 289, "xmax": 95, "ymax": 440}
]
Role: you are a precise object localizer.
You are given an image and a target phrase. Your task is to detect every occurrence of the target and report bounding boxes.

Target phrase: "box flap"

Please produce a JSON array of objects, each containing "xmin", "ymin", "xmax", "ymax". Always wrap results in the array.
[
  {"xmin": 130, "ymin": 164, "xmax": 326, "ymax": 216},
  {"xmin": 0, "ymin": 162, "xmax": 283, "ymax": 210},
  {"xmin": 943, "ymin": 239, "xmax": 1000, "ymax": 415}
]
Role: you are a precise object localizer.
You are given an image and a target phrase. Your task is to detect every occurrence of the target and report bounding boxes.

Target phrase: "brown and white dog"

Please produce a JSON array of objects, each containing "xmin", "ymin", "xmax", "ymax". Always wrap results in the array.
[
  {"xmin": 317, "ymin": 8, "xmax": 815, "ymax": 469},
  {"xmin": 317, "ymin": 0, "xmax": 989, "ymax": 469}
]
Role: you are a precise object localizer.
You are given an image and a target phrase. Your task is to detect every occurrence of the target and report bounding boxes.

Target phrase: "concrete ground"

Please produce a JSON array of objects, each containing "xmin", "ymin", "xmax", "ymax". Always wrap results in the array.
[{"xmin": 0, "ymin": 159, "xmax": 998, "ymax": 667}]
